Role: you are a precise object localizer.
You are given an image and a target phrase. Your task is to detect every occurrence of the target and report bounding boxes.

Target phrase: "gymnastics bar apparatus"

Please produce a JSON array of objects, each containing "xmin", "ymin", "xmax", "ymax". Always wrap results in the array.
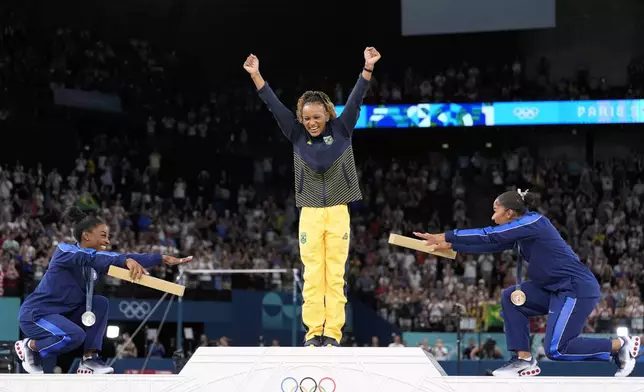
[{"xmin": 105, "ymin": 265, "xmax": 302, "ymax": 372}]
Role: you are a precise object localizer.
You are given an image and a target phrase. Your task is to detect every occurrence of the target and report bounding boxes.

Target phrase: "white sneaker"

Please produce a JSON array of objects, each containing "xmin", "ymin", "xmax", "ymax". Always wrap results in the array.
[
  {"xmin": 615, "ymin": 336, "xmax": 640, "ymax": 377},
  {"xmin": 77, "ymin": 355, "xmax": 114, "ymax": 374},
  {"xmin": 14, "ymin": 339, "xmax": 44, "ymax": 374},
  {"xmin": 492, "ymin": 356, "xmax": 541, "ymax": 378}
]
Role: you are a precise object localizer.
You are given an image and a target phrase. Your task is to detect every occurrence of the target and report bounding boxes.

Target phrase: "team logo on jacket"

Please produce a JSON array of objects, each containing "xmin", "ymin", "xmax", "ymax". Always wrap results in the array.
[
  {"xmin": 323, "ymin": 136, "xmax": 334, "ymax": 145},
  {"xmin": 300, "ymin": 233, "xmax": 307, "ymax": 244}
]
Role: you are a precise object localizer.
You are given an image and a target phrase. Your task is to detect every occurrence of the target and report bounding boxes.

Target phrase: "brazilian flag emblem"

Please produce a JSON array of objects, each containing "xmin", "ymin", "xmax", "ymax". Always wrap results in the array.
[{"xmin": 483, "ymin": 303, "xmax": 504, "ymax": 330}]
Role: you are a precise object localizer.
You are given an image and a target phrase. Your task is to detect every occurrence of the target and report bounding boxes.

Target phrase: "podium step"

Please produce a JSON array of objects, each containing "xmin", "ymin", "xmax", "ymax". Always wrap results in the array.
[
  {"xmin": 180, "ymin": 346, "xmax": 446, "ymax": 389},
  {"xmin": 0, "ymin": 347, "xmax": 643, "ymax": 392}
]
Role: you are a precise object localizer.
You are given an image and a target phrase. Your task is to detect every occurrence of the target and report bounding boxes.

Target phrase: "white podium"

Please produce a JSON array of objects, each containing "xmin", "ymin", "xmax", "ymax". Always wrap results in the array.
[
  {"xmin": 1, "ymin": 347, "xmax": 644, "ymax": 392},
  {"xmin": 181, "ymin": 346, "xmax": 447, "ymax": 390}
]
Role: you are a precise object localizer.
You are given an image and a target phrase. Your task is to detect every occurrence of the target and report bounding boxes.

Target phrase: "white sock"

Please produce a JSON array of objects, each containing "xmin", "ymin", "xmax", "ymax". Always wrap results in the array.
[
  {"xmin": 618, "ymin": 337, "xmax": 626, "ymax": 349},
  {"xmin": 521, "ymin": 356, "xmax": 532, "ymax": 361}
]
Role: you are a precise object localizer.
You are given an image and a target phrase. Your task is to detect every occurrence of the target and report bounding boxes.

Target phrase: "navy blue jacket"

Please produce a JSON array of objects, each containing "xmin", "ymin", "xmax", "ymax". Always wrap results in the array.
[
  {"xmin": 19, "ymin": 243, "xmax": 163, "ymax": 321},
  {"xmin": 446, "ymin": 211, "xmax": 600, "ymax": 298},
  {"xmin": 257, "ymin": 76, "xmax": 368, "ymax": 172}
]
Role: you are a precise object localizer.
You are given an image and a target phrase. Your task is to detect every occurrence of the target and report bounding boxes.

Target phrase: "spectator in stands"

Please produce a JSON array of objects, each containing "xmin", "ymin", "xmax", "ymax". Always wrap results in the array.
[
  {"xmin": 419, "ymin": 338, "xmax": 430, "ymax": 352},
  {"xmin": 116, "ymin": 333, "xmax": 138, "ymax": 358},
  {"xmin": 148, "ymin": 339, "xmax": 166, "ymax": 358},
  {"xmin": 431, "ymin": 339, "xmax": 449, "ymax": 360},
  {"xmin": 470, "ymin": 338, "xmax": 503, "ymax": 360},
  {"xmin": 198, "ymin": 334, "xmax": 210, "ymax": 347},
  {"xmin": 388, "ymin": 334, "xmax": 404, "ymax": 348},
  {"xmin": 462, "ymin": 338, "xmax": 478, "ymax": 360}
]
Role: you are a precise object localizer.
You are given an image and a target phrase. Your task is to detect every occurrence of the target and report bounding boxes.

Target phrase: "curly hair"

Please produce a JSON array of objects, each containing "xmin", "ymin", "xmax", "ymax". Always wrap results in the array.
[{"xmin": 296, "ymin": 91, "xmax": 337, "ymax": 124}]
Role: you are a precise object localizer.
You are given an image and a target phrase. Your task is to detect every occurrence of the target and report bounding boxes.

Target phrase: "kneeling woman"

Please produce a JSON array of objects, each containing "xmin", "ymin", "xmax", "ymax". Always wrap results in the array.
[
  {"xmin": 16, "ymin": 207, "xmax": 192, "ymax": 374},
  {"xmin": 414, "ymin": 190, "xmax": 639, "ymax": 378}
]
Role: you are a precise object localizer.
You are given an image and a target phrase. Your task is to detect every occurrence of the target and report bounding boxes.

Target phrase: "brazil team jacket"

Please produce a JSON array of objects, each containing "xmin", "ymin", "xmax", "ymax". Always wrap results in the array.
[{"xmin": 257, "ymin": 76, "xmax": 370, "ymax": 208}]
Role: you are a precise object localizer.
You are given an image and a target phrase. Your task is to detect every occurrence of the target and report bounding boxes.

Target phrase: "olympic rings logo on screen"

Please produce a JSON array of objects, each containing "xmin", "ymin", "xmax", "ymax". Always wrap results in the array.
[
  {"xmin": 119, "ymin": 301, "xmax": 151, "ymax": 320},
  {"xmin": 280, "ymin": 376, "xmax": 336, "ymax": 392},
  {"xmin": 512, "ymin": 107, "xmax": 540, "ymax": 120}
]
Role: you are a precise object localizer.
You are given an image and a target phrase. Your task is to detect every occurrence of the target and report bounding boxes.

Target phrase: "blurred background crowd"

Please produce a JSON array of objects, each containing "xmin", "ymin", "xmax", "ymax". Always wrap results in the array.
[{"xmin": 1, "ymin": 0, "xmax": 643, "ymax": 369}]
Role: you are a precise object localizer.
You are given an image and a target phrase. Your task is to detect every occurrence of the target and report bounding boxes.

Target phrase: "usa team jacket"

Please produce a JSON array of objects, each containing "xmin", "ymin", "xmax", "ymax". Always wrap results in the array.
[
  {"xmin": 19, "ymin": 243, "xmax": 163, "ymax": 321},
  {"xmin": 446, "ymin": 211, "xmax": 601, "ymax": 298}
]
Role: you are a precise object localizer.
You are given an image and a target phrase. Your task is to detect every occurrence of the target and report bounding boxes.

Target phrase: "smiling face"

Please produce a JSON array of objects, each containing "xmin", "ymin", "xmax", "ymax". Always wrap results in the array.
[
  {"xmin": 80, "ymin": 223, "xmax": 111, "ymax": 251},
  {"xmin": 296, "ymin": 91, "xmax": 337, "ymax": 136},
  {"xmin": 302, "ymin": 103, "xmax": 328, "ymax": 136}
]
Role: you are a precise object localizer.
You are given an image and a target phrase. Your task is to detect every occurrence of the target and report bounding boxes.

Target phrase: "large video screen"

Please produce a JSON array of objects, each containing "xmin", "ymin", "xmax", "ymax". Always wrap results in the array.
[{"xmin": 335, "ymin": 100, "xmax": 644, "ymax": 129}]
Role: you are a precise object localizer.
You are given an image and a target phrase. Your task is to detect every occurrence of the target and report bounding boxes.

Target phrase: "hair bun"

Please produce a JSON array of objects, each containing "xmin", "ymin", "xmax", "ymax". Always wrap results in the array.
[
  {"xmin": 522, "ymin": 192, "xmax": 538, "ymax": 209},
  {"xmin": 64, "ymin": 206, "xmax": 88, "ymax": 224}
]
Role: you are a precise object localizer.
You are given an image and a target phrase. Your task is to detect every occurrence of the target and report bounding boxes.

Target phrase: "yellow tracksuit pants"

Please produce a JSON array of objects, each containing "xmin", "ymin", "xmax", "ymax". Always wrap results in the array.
[{"xmin": 299, "ymin": 204, "xmax": 350, "ymax": 343}]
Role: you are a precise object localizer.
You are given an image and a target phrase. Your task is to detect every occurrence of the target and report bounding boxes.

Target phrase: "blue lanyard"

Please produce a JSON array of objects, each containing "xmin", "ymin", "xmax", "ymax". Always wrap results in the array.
[
  {"xmin": 515, "ymin": 243, "xmax": 523, "ymax": 291},
  {"xmin": 84, "ymin": 266, "xmax": 96, "ymax": 307}
]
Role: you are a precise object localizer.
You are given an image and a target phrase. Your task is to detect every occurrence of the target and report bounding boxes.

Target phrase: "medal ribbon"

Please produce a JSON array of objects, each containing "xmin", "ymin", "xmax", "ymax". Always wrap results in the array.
[
  {"xmin": 515, "ymin": 243, "xmax": 523, "ymax": 292},
  {"xmin": 85, "ymin": 266, "xmax": 96, "ymax": 313}
]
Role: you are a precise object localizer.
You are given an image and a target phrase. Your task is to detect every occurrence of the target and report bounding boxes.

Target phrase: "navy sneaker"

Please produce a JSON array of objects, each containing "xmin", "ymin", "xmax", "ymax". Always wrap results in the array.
[
  {"xmin": 321, "ymin": 337, "xmax": 340, "ymax": 347},
  {"xmin": 304, "ymin": 336, "xmax": 322, "ymax": 347}
]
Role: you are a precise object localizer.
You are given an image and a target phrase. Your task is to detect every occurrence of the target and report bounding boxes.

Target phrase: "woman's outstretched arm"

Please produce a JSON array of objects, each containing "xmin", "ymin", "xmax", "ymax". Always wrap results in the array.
[
  {"xmin": 338, "ymin": 47, "xmax": 381, "ymax": 134},
  {"xmin": 244, "ymin": 54, "xmax": 297, "ymax": 140},
  {"xmin": 414, "ymin": 213, "xmax": 542, "ymax": 247}
]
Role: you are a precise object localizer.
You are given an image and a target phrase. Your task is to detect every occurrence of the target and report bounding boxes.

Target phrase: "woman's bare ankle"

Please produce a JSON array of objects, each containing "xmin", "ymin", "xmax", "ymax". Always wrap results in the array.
[{"xmin": 517, "ymin": 351, "xmax": 532, "ymax": 360}]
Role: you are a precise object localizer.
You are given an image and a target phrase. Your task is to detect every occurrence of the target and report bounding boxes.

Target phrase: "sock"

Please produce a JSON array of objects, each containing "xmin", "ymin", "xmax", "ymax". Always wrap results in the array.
[
  {"xmin": 83, "ymin": 354, "xmax": 94, "ymax": 361},
  {"xmin": 26, "ymin": 339, "xmax": 37, "ymax": 352},
  {"xmin": 521, "ymin": 356, "xmax": 532, "ymax": 361},
  {"xmin": 619, "ymin": 337, "xmax": 626, "ymax": 349}
]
